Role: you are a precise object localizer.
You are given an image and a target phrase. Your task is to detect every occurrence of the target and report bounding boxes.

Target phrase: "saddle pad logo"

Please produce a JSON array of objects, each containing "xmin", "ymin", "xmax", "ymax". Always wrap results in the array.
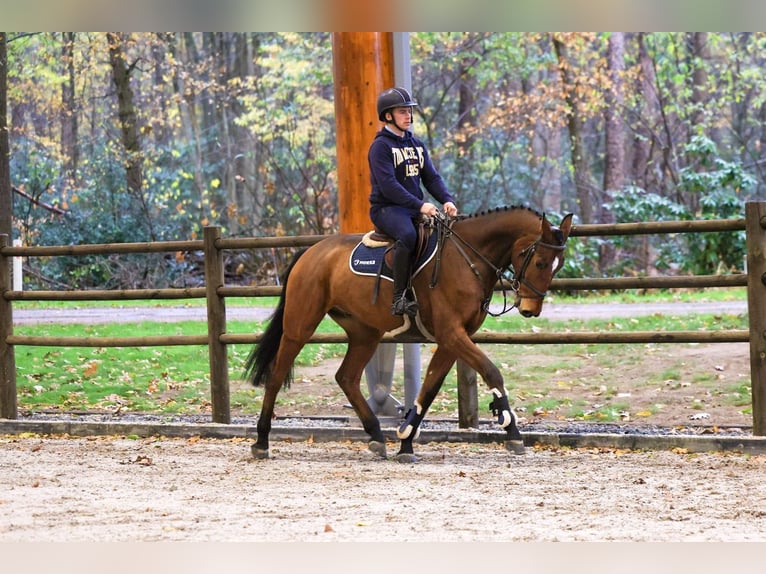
[{"xmin": 349, "ymin": 233, "xmax": 438, "ymax": 280}]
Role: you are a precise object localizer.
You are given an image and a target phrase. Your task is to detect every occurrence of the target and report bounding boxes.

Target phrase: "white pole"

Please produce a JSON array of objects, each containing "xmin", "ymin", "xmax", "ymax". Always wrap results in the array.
[{"xmin": 12, "ymin": 239, "xmax": 21, "ymax": 291}]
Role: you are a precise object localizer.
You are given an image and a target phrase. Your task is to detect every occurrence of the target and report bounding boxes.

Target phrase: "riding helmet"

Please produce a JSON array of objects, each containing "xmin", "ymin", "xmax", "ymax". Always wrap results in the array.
[{"xmin": 377, "ymin": 87, "xmax": 419, "ymax": 121}]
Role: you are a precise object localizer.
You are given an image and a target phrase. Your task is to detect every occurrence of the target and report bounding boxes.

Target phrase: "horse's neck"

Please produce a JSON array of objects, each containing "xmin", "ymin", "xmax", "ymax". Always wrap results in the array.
[{"xmin": 454, "ymin": 210, "xmax": 540, "ymax": 266}]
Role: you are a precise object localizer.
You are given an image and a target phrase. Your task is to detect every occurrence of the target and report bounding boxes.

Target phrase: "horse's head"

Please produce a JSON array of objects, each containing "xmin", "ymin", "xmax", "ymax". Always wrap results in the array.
[{"xmin": 512, "ymin": 213, "xmax": 573, "ymax": 318}]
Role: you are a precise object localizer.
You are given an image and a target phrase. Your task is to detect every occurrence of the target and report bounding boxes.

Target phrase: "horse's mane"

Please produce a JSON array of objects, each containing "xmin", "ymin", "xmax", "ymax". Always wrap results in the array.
[{"xmin": 455, "ymin": 204, "xmax": 544, "ymax": 222}]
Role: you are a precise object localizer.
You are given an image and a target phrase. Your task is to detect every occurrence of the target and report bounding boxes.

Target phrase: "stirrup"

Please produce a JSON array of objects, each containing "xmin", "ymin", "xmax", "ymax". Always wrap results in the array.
[{"xmin": 391, "ymin": 295, "xmax": 419, "ymax": 318}]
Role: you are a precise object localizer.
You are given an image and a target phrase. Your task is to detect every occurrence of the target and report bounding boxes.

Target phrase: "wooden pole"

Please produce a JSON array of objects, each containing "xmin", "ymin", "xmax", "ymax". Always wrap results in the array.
[
  {"xmin": 0, "ymin": 234, "xmax": 17, "ymax": 419},
  {"xmin": 746, "ymin": 202, "xmax": 766, "ymax": 435},
  {"xmin": 457, "ymin": 360, "xmax": 479, "ymax": 428},
  {"xmin": 204, "ymin": 226, "xmax": 230, "ymax": 424},
  {"xmin": 332, "ymin": 32, "xmax": 394, "ymax": 234}
]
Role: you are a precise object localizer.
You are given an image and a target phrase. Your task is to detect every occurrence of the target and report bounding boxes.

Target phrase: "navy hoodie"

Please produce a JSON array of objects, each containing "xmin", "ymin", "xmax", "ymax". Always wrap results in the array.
[{"xmin": 368, "ymin": 128, "xmax": 454, "ymax": 214}]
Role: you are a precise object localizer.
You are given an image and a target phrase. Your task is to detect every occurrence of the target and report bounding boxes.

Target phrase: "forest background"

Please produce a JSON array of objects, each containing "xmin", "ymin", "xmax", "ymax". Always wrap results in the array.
[{"xmin": 1, "ymin": 31, "xmax": 763, "ymax": 290}]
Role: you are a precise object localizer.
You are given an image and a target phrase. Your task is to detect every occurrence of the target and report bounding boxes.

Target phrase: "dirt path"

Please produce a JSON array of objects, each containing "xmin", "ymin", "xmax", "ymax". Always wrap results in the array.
[
  {"xmin": 2, "ymin": 434, "xmax": 766, "ymax": 542},
  {"xmin": 10, "ymin": 300, "xmax": 749, "ymax": 324}
]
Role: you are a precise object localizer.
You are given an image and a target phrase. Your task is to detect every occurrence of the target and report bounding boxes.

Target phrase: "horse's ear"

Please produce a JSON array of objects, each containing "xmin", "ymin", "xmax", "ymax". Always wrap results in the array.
[
  {"xmin": 540, "ymin": 212, "xmax": 549, "ymax": 234},
  {"xmin": 559, "ymin": 213, "xmax": 574, "ymax": 240}
]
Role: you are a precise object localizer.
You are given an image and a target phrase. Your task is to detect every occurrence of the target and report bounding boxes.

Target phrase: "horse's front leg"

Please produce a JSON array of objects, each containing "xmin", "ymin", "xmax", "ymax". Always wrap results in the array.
[
  {"xmin": 450, "ymin": 335, "xmax": 525, "ymax": 455},
  {"xmin": 395, "ymin": 346, "xmax": 456, "ymax": 463},
  {"xmin": 488, "ymin": 388, "xmax": 525, "ymax": 454}
]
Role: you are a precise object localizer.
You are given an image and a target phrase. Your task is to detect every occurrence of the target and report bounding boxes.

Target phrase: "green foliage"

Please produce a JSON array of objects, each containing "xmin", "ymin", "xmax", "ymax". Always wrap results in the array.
[
  {"xmin": 679, "ymin": 136, "xmax": 751, "ymax": 274},
  {"xmin": 610, "ymin": 186, "xmax": 690, "ymax": 274},
  {"xmin": 609, "ymin": 134, "xmax": 751, "ymax": 276},
  {"xmin": 6, "ymin": 32, "xmax": 766, "ymax": 291}
]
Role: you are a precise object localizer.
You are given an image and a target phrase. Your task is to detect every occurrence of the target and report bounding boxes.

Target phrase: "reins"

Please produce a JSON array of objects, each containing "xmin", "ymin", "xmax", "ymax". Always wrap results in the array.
[{"xmin": 430, "ymin": 212, "xmax": 565, "ymax": 317}]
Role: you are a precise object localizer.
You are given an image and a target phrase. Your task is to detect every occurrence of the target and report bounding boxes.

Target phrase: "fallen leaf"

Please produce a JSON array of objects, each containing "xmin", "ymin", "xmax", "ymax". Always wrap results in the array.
[
  {"xmin": 689, "ymin": 413, "xmax": 710, "ymax": 420},
  {"xmin": 324, "ymin": 524, "xmax": 334, "ymax": 532}
]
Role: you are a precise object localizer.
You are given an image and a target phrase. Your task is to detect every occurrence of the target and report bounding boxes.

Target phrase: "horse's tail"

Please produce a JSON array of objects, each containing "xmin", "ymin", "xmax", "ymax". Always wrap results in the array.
[{"xmin": 244, "ymin": 248, "xmax": 307, "ymax": 388}]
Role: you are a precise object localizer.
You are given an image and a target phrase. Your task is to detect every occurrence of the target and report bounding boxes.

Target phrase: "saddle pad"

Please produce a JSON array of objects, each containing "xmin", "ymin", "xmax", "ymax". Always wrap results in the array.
[{"xmin": 349, "ymin": 232, "xmax": 438, "ymax": 280}]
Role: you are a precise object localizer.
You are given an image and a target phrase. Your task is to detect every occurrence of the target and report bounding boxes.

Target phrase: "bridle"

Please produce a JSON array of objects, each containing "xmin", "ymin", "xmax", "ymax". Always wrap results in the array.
[{"xmin": 429, "ymin": 213, "xmax": 566, "ymax": 317}]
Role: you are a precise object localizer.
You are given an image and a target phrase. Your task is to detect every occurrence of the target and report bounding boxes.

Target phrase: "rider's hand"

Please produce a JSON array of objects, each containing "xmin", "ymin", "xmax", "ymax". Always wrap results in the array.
[
  {"xmin": 443, "ymin": 202, "xmax": 458, "ymax": 217},
  {"xmin": 420, "ymin": 202, "xmax": 438, "ymax": 217}
]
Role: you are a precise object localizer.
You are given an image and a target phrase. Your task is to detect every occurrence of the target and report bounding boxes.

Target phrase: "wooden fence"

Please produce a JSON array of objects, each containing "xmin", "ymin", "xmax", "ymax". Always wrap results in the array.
[{"xmin": 2, "ymin": 201, "xmax": 766, "ymax": 434}]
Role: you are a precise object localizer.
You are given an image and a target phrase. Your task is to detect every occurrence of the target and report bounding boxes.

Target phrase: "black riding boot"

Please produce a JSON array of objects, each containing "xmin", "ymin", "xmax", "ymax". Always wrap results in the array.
[{"xmin": 391, "ymin": 241, "xmax": 418, "ymax": 317}]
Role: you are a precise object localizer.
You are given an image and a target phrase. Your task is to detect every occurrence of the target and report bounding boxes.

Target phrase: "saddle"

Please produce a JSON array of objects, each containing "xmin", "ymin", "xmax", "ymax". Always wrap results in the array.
[{"xmin": 363, "ymin": 216, "xmax": 434, "ymax": 268}]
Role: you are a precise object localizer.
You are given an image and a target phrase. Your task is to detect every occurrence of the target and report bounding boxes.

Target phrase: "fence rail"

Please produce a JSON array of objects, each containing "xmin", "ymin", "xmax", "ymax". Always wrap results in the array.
[{"xmin": 2, "ymin": 203, "xmax": 766, "ymax": 434}]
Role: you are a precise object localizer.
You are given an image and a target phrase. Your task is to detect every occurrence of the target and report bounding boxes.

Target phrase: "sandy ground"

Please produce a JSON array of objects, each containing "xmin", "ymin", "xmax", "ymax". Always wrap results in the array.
[
  {"xmin": 2, "ymin": 433, "xmax": 766, "ymax": 543},
  {"xmin": 5, "ymin": 300, "xmax": 762, "ymax": 546}
]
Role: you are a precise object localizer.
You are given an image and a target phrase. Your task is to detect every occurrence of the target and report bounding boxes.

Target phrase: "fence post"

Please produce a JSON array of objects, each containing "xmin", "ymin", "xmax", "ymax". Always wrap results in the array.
[
  {"xmin": 746, "ymin": 202, "xmax": 766, "ymax": 435},
  {"xmin": 456, "ymin": 359, "xmax": 479, "ymax": 428},
  {"xmin": 204, "ymin": 226, "xmax": 230, "ymax": 424},
  {"xmin": 0, "ymin": 234, "xmax": 18, "ymax": 419}
]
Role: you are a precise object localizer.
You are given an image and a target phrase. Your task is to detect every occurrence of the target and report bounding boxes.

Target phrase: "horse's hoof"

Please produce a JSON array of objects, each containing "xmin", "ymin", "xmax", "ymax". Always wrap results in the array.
[
  {"xmin": 395, "ymin": 452, "xmax": 417, "ymax": 464},
  {"xmin": 251, "ymin": 444, "xmax": 270, "ymax": 460},
  {"xmin": 368, "ymin": 440, "xmax": 387, "ymax": 459},
  {"xmin": 504, "ymin": 439, "xmax": 526, "ymax": 455}
]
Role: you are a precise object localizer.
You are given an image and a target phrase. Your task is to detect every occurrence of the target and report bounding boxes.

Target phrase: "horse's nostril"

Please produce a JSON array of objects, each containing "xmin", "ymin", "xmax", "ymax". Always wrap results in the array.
[{"xmin": 520, "ymin": 309, "xmax": 534, "ymax": 318}]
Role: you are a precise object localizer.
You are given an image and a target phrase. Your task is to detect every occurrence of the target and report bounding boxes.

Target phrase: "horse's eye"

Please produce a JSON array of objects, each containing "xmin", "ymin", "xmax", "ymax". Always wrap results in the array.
[{"xmin": 535, "ymin": 259, "xmax": 547, "ymax": 270}]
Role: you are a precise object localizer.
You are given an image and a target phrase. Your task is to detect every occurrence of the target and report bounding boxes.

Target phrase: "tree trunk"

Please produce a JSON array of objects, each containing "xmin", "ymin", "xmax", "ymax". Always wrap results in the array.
[
  {"xmin": 686, "ymin": 31, "xmax": 711, "ymax": 214},
  {"xmin": 151, "ymin": 33, "xmax": 173, "ymax": 145},
  {"xmin": 60, "ymin": 32, "xmax": 79, "ymax": 184},
  {"xmin": 552, "ymin": 34, "xmax": 596, "ymax": 224},
  {"xmin": 107, "ymin": 33, "xmax": 142, "ymax": 198},
  {"xmin": 107, "ymin": 32, "xmax": 155, "ymax": 240},
  {"xmin": 181, "ymin": 32, "xmax": 208, "ymax": 223},
  {"xmin": 630, "ymin": 33, "xmax": 655, "ymax": 191},
  {"xmin": 690, "ymin": 32, "xmax": 709, "ymax": 131},
  {"xmin": 536, "ymin": 51, "xmax": 563, "ymax": 213},
  {"xmin": 603, "ymin": 32, "xmax": 626, "ymax": 196},
  {"xmin": 600, "ymin": 32, "xmax": 626, "ymax": 271},
  {"xmin": 0, "ymin": 32, "xmax": 12, "ymax": 238},
  {"xmin": 229, "ymin": 32, "xmax": 262, "ymax": 234}
]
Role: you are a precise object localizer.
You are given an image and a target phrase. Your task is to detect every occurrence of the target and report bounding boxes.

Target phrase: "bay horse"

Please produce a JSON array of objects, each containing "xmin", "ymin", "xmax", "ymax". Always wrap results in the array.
[{"xmin": 245, "ymin": 205, "xmax": 573, "ymax": 462}]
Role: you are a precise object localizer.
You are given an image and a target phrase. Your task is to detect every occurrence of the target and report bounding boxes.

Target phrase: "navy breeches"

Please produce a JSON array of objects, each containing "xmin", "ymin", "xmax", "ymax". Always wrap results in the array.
[{"xmin": 370, "ymin": 205, "xmax": 418, "ymax": 251}]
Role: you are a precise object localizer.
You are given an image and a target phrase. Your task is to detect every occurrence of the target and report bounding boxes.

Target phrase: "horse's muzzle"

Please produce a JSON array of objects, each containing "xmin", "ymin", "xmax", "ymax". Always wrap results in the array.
[{"xmin": 519, "ymin": 308, "xmax": 537, "ymax": 318}]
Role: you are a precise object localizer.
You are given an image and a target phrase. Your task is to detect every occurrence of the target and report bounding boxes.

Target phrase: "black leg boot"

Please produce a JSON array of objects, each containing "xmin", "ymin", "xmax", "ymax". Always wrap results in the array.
[{"xmin": 391, "ymin": 241, "xmax": 418, "ymax": 317}]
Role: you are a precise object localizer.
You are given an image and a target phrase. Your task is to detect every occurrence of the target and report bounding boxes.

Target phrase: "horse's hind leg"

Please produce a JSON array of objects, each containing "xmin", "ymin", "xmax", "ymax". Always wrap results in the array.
[
  {"xmin": 252, "ymin": 338, "xmax": 304, "ymax": 459},
  {"xmin": 334, "ymin": 337, "xmax": 388, "ymax": 458}
]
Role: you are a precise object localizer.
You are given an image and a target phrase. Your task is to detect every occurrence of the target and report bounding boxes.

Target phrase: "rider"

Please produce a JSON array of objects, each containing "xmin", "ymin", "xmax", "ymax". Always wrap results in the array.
[{"xmin": 368, "ymin": 87, "xmax": 458, "ymax": 317}]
